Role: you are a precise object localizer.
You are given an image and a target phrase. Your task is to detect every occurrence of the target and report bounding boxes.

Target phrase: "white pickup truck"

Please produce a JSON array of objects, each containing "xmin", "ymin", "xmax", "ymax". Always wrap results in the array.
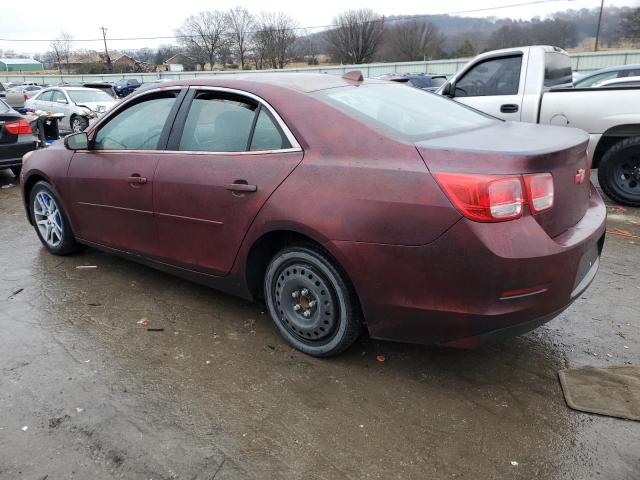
[{"xmin": 438, "ymin": 45, "xmax": 640, "ymax": 206}]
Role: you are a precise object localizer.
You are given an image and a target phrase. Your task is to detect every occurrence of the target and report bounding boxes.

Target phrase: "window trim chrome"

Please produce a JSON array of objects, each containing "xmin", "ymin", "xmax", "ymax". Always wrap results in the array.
[{"xmin": 86, "ymin": 85, "xmax": 302, "ymax": 156}]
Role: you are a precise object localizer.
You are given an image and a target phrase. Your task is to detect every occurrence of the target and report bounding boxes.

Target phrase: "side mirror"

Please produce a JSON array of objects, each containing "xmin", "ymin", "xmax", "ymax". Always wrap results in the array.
[
  {"xmin": 441, "ymin": 83, "xmax": 453, "ymax": 97},
  {"xmin": 64, "ymin": 132, "xmax": 89, "ymax": 150},
  {"xmin": 56, "ymin": 98, "xmax": 68, "ymax": 104}
]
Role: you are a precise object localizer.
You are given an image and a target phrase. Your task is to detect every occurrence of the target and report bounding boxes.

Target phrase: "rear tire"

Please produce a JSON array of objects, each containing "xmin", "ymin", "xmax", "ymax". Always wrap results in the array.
[
  {"xmin": 264, "ymin": 245, "xmax": 361, "ymax": 357},
  {"xmin": 598, "ymin": 137, "xmax": 640, "ymax": 207},
  {"xmin": 29, "ymin": 181, "xmax": 81, "ymax": 255}
]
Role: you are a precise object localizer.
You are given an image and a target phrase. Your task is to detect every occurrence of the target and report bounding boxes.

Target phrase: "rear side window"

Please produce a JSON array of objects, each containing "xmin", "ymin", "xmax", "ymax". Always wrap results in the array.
[
  {"xmin": 94, "ymin": 92, "xmax": 177, "ymax": 150},
  {"xmin": 455, "ymin": 55, "xmax": 522, "ymax": 97},
  {"xmin": 250, "ymin": 109, "xmax": 287, "ymax": 151},
  {"xmin": 178, "ymin": 91, "xmax": 290, "ymax": 152},
  {"xmin": 51, "ymin": 90, "xmax": 67, "ymax": 103},
  {"xmin": 179, "ymin": 93, "xmax": 257, "ymax": 152},
  {"xmin": 318, "ymin": 83, "xmax": 495, "ymax": 141},
  {"xmin": 544, "ymin": 52, "xmax": 572, "ymax": 87}
]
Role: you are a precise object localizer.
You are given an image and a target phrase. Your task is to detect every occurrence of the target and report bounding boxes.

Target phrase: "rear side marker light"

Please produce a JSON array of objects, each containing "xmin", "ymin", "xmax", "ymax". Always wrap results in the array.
[
  {"xmin": 4, "ymin": 119, "xmax": 32, "ymax": 135},
  {"xmin": 524, "ymin": 173, "xmax": 554, "ymax": 214}
]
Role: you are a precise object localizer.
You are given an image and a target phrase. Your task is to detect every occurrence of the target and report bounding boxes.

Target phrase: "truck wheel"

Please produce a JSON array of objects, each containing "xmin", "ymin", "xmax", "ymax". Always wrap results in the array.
[
  {"xmin": 71, "ymin": 116, "xmax": 89, "ymax": 133},
  {"xmin": 264, "ymin": 244, "xmax": 361, "ymax": 357},
  {"xmin": 598, "ymin": 137, "xmax": 640, "ymax": 207}
]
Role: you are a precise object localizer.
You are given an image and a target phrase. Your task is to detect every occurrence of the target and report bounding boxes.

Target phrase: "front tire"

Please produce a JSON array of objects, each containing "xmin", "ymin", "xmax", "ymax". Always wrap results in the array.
[
  {"xmin": 29, "ymin": 181, "xmax": 80, "ymax": 255},
  {"xmin": 71, "ymin": 115, "xmax": 89, "ymax": 133},
  {"xmin": 264, "ymin": 245, "xmax": 361, "ymax": 357},
  {"xmin": 598, "ymin": 137, "xmax": 640, "ymax": 207}
]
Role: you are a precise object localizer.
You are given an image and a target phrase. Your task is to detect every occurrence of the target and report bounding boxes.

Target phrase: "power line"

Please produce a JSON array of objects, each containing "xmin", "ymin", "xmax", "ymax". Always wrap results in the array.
[{"xmin": 0, "ymin": 0, "xmax": 576, "ymax": 43}]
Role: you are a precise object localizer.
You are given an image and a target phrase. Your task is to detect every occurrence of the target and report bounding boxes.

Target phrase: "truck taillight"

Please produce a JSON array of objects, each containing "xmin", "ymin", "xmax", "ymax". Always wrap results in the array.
[
  {"xmin": 433, "ymin": 173, "xmax": 524, "ymax": 222},
  {"xmin": 4, "ymin": 119, "xmax": 32, "ymax": 135},
  {"xmin": 434, "ymin": 172, "xmax": 555, "ymax": 222},
  {"xmin": 524, "ymin": 173, "xmax": 554, "ymax": 214}
]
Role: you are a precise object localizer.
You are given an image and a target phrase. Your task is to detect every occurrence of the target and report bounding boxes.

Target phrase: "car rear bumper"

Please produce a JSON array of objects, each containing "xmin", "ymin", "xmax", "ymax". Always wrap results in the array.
[
  {"xmin": 0, "ymin": 138, "xmax": 37, "ymax": 168},
  {"xmin": 328, "ymin": 183, "xmax": 607, "ymax": 347}
]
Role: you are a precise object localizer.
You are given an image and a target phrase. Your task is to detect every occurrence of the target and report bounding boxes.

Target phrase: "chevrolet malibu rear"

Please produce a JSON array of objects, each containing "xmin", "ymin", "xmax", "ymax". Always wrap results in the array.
[{"xmin": 20, "ymin": 76, "xmax": 605, "ymax": 357}]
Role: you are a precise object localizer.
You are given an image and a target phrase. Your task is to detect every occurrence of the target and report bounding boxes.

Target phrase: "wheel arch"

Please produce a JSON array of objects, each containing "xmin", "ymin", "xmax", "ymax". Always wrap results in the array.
[
  {"xmin": 22, "ymin": 172, "xmax": 52, "ymax": 225},
  {"xmin": 244, "ymin": 229, "xmax": 363, "ymax": 315},
  {"xmin": 592, "ymin": 124, "xmax": 640, "ymax": 168}
]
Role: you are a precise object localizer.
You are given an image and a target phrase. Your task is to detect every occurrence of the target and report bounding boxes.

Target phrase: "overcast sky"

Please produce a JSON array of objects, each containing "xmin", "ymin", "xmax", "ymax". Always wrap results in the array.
[{"xmin": 1, "ymin": 0, "xmax": 638, "ymax": 55}]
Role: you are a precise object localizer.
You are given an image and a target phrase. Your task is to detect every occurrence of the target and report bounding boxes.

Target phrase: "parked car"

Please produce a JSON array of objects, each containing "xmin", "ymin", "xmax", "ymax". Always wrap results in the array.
[
  {"xmin": 0, "ymin": 99, "xmax": 37, "ymax": 177},
  {"xmin": 574, "ymin": 63, "xmax": 640, "ymax": 88},
  {"xmin": 62, "ymin": 81, "xmax": 118, "ymax": 98},
  {"xmin": 20, "ymin": 74, "xmax": 605, "ymax": 357},
  {"xmin": 375, "ymin": 73, "xmax": 447, "ymax": 92},
  {"xmin": 5, "ymin": 85, "xmax": 43, "ymax": 109},
  {"xmin": 437, "ymin": 45, "xmax": 640, "ymax": 206},
  {"xmin": 0, "ymin": 83, "xmax": 6, "ymax": 98},
  {"xmin": 113, "ymin": 78, "xmax": 141, "ymax": 97},
  {"xmin": 25, "ymin": 87, "xmax": 117, "ymax": 132}
]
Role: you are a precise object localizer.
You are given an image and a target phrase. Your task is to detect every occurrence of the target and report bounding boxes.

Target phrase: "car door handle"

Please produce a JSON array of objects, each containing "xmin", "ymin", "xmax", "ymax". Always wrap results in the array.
[
  {"xmin": 226, "ymin": 182, "xmax": 257, "ymax": 193},
  {"xmin": 500, "ymin": 104, "xmax": 519, "ymax": 113},
  {"xmin": 127, "ymin": 175, "xmax": 147, "ymax": 184}
]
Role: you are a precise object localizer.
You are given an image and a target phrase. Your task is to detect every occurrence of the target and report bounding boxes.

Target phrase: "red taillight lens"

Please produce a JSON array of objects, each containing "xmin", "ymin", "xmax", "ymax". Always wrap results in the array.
[
  {"xmin": 523, "ymin": 173, "xmax": 554, "ymax": 214},
  {"xmin": 23, "ymin": 94, "xmax": 28, "ymax": 101},
  {"xmin": 434, "ymin": 173, "xmax": 524, "ymax": 222},
  {"xmin": 4, "ymin": 119, "xmax": 32, "ymax": 135}
]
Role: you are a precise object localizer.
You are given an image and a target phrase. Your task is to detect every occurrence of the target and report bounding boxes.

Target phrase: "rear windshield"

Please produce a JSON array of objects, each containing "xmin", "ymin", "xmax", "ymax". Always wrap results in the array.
[
  {"xmin": 316, "ymin": 83, "xmax": 495, "ymax": 141},
  {"xmin": 545, "ymin": 52, "xmax": 572, "ymax": 88}
]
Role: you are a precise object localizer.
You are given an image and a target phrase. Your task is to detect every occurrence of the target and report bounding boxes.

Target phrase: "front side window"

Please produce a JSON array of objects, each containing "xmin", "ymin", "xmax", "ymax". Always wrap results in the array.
[
  {"xmin": 94, "ymin": 92, "xmax": 177, "ymax": 150},
  {"xmin": 455, "ymin": 55, "xmax": 522, "ymax": 97},
  {"xmin": 37, "ymin": 90, "xmax": 54, "ymax": 102},
  {"xmin": 317, "ymin": 83, "xmax": 495, "ymax": 142}
]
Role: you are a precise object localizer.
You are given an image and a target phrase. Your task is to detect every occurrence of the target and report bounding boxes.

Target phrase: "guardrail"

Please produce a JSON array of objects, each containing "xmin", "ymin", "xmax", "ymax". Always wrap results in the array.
[{"xmin": 2, "ymin": 49, "xmax": 639, "ymax": 85}]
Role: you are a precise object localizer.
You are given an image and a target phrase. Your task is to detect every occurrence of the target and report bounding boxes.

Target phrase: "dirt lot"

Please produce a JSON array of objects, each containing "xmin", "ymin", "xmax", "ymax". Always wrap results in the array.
[{"xmin": 0, "ymin": 169, "xmax": 638, "ymax": 479}]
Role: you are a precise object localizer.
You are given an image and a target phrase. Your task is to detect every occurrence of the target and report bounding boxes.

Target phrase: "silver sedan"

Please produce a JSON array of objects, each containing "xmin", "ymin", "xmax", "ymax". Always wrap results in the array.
[{"xmin": 25, "ymin": 87, "xmax": 117, "ymax": 132}]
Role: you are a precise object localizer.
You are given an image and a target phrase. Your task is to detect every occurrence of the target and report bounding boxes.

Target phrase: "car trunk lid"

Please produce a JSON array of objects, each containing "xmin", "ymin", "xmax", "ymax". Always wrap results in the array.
[{"xmin": 415, "ymin": 121, "xmax": 591, "ymax": 237}]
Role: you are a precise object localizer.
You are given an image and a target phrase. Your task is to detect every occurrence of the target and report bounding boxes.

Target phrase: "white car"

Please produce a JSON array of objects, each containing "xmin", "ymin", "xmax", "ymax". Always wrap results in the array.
[
  {"xmin": 598, "ymin": 76, "xmax": 640, "ymax": 88},
  {"xmin": 438, "ymin": 45, "xmax": 640, "ymax": 206},
  {"xmin": 25, "ymin": 87, "xmax": 117, "ymax": 132}
]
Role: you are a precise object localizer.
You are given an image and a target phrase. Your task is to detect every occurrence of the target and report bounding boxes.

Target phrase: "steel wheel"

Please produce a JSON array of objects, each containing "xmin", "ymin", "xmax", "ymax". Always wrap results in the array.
[
  {"xmin": 273, "ymin": 261, "xmax": 339, "ymax": 342},
  {"xmin": 264, "ymin": 245, "xmax": 361, "ymax": 357},
  {"xmin": 613, "ymin": 158, "xmax": 640, "ymax": 197},
  {"xmin": 598, "ymin": 137, "xmax": 640, "ymax": 207},
  {"xmin": 33, "ymin": 190, "xmax": 64, "ymax": 248}
]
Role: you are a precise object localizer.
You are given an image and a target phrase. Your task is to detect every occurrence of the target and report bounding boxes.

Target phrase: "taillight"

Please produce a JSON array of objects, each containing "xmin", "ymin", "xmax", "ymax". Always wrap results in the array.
[
  {"xmin": 523, "ymin": 173, "xmax": 554, "ymax": 214},
  {"xmin": 23, "ymin": 94, "xmax": 28, "ymax": 101},
  {"xmin": 433, "ymin": 173, "xmax": 524, "ymax": 222},
  {"xmin": 4, "ymin": 119, "xmax": 32, "ymax": 135},
  {"xmin": 434, "ymin": 172, "xmax": 555, "ymax": 222}
]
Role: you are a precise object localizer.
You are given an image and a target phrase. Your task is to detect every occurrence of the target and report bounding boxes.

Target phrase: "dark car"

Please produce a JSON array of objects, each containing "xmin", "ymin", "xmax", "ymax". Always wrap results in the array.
[
  {"xmin": 19, "ymin": 73, "xmax": 605, "ymax": 357},
  {"xmin": 0, "ymin": 99, "xmax": 37, "ymax": 177},
  {"xmin": 376, "ymin": 73, "xmax": 448, "ymax": 91},
  {"xmin": 113, "ymin": 78, "xmax": 141, "ymax": 97},
  {"xmin": 0, "ymin": 83, "xmax": 6, "ymax": 98},
  {"xmin": 574, "ymin": 63, "xmax": 640, "ymax": 88}
]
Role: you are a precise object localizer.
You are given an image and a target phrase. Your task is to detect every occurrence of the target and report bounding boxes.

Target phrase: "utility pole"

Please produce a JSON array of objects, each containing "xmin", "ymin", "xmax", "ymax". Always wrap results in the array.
[
  {"xmin": 100, "ymin": 26, "xmax": 113, "ymax": 72},
  {"xmin": 595, "ymin": 0, "xmax": 605, "ymax": 52}
]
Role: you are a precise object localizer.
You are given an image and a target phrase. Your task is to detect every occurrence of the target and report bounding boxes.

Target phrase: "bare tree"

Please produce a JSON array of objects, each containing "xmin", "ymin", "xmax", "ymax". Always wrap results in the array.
[
  {"xmin": 50, "ymin": 32, "xmax": 74, "ymax": 74},
  {"xmin": 254, "ymin": 12, "xmax": 298, "ymax": 69},
  {"xmin": 176, "ymin": 11, "xmax": 228, "ymax": 70},
  {"xmin": 620, "ymin": 7, "xmax": 640, "ymax": 44},
  {"xmin": 385, "ymin": 21, "xmax": 442, "ymax": 61},
  {"xmin": 227, "ymin": 6, "xmax": 255, "ymax": 70},
  {"xmin": 325, "ymin": 9, "xmax": 384, "ymax": 64}
]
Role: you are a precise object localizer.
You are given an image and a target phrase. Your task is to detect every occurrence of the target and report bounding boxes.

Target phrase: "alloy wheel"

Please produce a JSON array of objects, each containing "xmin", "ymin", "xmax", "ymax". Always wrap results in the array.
[{"xmin": 33, "ymin": 191, "xmax": 64, "ymax": 248}]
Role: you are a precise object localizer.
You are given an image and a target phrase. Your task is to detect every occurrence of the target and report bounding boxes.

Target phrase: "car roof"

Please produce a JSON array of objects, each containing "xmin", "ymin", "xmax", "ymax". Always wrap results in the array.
[
  {"xmin": 160, "ymin": 73, "xmax": 388, "ymax": 94},
  {"xmin": 600, "ymin": 75, "xmax": 640, "ymax": 85}
]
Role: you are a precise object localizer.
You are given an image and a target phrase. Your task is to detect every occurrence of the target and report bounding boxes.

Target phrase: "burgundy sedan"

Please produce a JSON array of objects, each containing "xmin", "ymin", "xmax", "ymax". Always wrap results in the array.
[{"xmin": 20, "ymin": 73, "xmax": 606, "ymax": 357}]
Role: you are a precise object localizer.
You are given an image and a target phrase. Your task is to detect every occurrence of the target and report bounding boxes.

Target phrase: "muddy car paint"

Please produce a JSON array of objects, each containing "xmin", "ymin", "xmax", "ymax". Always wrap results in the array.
[{"xmin": 20, "ymin": 74, "xmax": 607, "ymax": 351}]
